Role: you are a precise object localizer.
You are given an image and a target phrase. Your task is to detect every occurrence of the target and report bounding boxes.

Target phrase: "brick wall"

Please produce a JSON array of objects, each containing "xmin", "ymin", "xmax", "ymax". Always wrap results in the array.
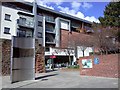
[
  {"xmin": 60, "ymin": 30, "xmax": 93, "ymax": 48},
  {"xmin": 1, "ymin": 39, "xmax": 46, "ymax": 76},
  {"xmin": 79, "ymin": 54, "xmax": 119, "ymax": 78},
  {"xmin": 2, "ymin": 39, "xmax": 11, "ymax": 75},
  {"xmin": 35, "ymin": 40, "xmax": 46, "ymax": 73}
]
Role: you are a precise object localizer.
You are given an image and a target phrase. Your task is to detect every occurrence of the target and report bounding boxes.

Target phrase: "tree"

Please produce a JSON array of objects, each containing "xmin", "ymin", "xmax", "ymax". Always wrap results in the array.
[
  {"xmin": 99, "ymin": 1, "xmax": 120, "ymax": 27},
  {"xmin": 75, "ymin": 35, "xmax": 93, "ymax": 57},
  {"xmin": 92, "ymin": 23, "xmax": 119, "ymax": 54},
  {"xmin": 97, "ymin": 1, "xmax": 120, "ymax": 53}
]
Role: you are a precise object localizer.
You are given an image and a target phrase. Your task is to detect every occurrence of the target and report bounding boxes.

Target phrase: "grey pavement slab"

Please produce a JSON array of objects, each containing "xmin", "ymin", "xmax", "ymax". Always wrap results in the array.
[{"xmin": 1, "ymin": 70, "xmax": 119, "ymax": 89}]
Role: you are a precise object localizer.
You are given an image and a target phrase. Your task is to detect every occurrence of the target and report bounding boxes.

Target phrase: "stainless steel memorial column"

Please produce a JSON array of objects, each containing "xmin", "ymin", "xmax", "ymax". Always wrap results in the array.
[{"xmin": 11, "ymin": 37, "xmax": 35, "ymax": 83}]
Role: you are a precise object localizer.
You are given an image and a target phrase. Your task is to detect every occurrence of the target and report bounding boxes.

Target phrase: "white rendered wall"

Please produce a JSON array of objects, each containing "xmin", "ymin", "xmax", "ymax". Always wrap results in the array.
[
  {"xmin": 0, "ymin": 6, "xmax": 19, "ymax": 40},
  {"xmin": 77, "ymin": 46, "xmax": 93, "ymax": 58},
  {"xmin": 60, "ymin": 20, "xmax": 69, "ymax": 30}
]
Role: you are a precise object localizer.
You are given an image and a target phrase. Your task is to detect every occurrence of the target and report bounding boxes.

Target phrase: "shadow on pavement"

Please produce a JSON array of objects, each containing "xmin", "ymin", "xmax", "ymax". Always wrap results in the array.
[
  {"xmin": 35, "ymin": 73, "xmax": 58, "ymax": 80},
  {"xmin": 46, "ymin": 69, "xmax": 58, "ymax": 73}
]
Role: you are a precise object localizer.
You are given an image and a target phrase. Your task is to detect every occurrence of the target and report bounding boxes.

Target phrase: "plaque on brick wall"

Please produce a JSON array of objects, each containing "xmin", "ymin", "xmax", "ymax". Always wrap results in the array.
[
  {"xmin": 11, "ymin": 37, "xmax": 35, "ymax": 83},
  {"xmin": 94, "ymin": 57, "xmax": 99, "ymax": 64},
  {"xmin": 82, "ymin": 59, "xmax": 93, "ymax": 68}
]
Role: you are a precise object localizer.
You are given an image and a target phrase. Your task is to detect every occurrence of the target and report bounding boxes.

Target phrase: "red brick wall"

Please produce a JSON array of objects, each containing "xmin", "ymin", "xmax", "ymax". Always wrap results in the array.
[
  {"xmin": 60, "ymin": 30, "xmax": 93, "ymax": 48},
  {"xmin": 1, "ymin": 39, "xmax": 45, "ymax": 76},
  {"xmin": 79, "ymin": 54, "xmax": 119, "ymax": 78},
  {"xmin": 35, "ymin": 40, "xmax": 45, "ymax": 73},
  {"xmin": 2, "ymin": 40, "xmax": 11, "ymax": 75}
]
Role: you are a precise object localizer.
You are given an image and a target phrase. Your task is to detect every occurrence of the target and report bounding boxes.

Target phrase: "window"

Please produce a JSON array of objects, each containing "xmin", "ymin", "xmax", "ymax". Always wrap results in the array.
[
  {"xmin": 45, "ymin": 15, "xmax": 54, "ymax": 22},
  {"xmin": 60, "ymin": 20, "xmax": 69, "ymax": 30},
  {"xmin": 5, "ymin": 14, "xmax": 11, "ymax": 21},
  {"xmin": 26, "ymin": 31, "xmax": 33, "ymax": 37},
  {"xmin": 17, "ymin": 29, "xmax": 26, "ymax": 37},
  {"xmin": 45, "ymin": 47, "xmax": 50, "ymax": 51},
  {"xmin": 38, "ymin": 21, "xmax": 42, "ymax": 27},
  {"xmin": 37, "ymin": 32, "xmax": 42, "ymax": 38},
  {"xmin": 4, "ymin": 27, "xmax": 10, "ymax": 34},
  {"xmin": 19, "ymin": 17, "xmax": 26, "ymax": 24}
]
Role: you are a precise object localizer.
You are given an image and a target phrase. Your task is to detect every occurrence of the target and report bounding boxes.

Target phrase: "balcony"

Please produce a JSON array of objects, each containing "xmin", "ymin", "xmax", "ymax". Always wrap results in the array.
[
  {"xmin": 17, "ymin": 19, "xmax": 34, "ymax": 29},
  {"xmin": 45, "ymin": 41, "xmax": 56, "ymax": 44},
  {"xmin": 45, "ymin": 20, "xmax": 55, "ymax": 24},
  {"xmin": 45, "ymin": 28, "xmax": 55, "ymax": 34},
  {"xmin": 45, "ymin": 16, "xmax": 55, "ymax": 24},
  {"xmin": 45, "ymin": 35, "xmax": 56, "ymax": 45}
]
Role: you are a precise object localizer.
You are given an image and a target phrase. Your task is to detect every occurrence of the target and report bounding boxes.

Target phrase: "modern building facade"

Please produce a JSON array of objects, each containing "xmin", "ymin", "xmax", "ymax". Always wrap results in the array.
[{"xmin": 0, "ymin": 2, "xmax": 93, "ymax": 68}]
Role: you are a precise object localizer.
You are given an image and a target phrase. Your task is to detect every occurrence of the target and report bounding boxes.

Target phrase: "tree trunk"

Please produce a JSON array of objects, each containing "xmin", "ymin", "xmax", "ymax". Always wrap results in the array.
[
  {"xmin": 82, "ymin": 50, "xmax": 84, "ymax": 57},
  {"xmin": 69, "ymin": 54, "xmax": 71, "ymax": 66}
]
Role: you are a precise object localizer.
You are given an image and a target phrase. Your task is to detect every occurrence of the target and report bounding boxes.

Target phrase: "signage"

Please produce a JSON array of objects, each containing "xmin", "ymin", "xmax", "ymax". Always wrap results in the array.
[
  {"xmin": 52, "ymin": 48, "xmax": 74, "ymax": 55},
  {"xmin": 94, "ymin": 57, "xmax": 99, "ymax": 64},
  {"xmin": 50, "ymin": 55, "xmax": 56, "ymax": 59},
  {"xmin": 82, "ymin": 59, "xmax": 92, "ymax": 68}
]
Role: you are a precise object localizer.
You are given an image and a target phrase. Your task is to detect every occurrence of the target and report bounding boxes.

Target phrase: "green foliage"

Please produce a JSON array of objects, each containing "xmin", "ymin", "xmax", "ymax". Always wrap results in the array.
[
  {"xmin": 99, "ymin": 2, "xmax": 120, "ymax": 27},
  {"xmin": 67, "ymin": 65, "xmax": 79, "ymax": 69}
]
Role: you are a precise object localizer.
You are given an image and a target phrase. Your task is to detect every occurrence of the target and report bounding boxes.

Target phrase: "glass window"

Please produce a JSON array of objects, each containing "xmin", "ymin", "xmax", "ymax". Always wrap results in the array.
[
  {"xmin": 26, "ymin": 30, "xmax": 33, "ymax": 37},
  {"xmin": 45, "ymin": 15, "xmax": 54, "ymax": 22},
  {"xmin": 4, "ymin": 27, "xmax": 10, "ymax": 34},
  {"xmin": 38, "ymin": 21, "xmax": 42, "ymax": 27},
  {"xmin": 45, "ymin": 47, "xmax": 50, "ymax": 51},
  {"xmin": 5, "ymin": 14, "xmax": 11, "ymax": 21},
  {"xmin": 19, "ymin": 17, "xmax": 26, "ymax": 24},
  {"xmin": 17, "ymin": 29, "xmax": 26, "ymax": 37},
  {"xmin": 37, "ymin": 32, "xmax": 42, "ymax": 38}
]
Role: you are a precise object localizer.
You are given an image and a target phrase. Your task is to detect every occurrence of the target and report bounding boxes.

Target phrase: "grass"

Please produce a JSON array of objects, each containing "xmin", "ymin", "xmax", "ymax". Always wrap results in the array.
[{"xmin": 67, "ymin": 65, "xmax": 79, "ymax": 69}]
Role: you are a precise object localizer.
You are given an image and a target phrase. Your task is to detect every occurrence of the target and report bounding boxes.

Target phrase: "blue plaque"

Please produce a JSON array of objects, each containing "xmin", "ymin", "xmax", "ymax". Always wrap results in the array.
[{"xmin": 94, "ymin": 57, "xmax": 99, "ymax": 64}]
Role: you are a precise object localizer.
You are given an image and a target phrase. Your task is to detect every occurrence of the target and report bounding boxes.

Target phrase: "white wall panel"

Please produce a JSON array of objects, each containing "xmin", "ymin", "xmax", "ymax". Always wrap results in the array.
[
  {"xmin": 0, "ymin": 6, "xmax": 19, "ymax": 39},
  {"xmin": 60, "ymin": 20, "xmax": 69, "ymax": 30}
]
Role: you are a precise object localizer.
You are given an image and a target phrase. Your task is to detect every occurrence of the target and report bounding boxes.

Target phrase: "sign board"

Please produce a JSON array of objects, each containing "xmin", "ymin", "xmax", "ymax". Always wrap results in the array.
[
  {"xmin": 50, "ymin": 55, "xmax": 56, "ymax": 59},
  {"xmin": 52, "ymin": 48, "xmax": 74, "ymax": 56},
  {"xmin": 82, "ymin": 59, "xmax": 92, "ymax": 68},
  {"xmin": 94, "ymin": 57, "xmax": 99, "ymax": 64},
  {"xmin": 11, "ymin": 37, "xmax": 35, "ymax": 83}
]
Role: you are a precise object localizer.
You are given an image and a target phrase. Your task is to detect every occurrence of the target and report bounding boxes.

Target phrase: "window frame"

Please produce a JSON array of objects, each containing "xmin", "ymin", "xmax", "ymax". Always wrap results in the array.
[
  {"xmin": 4, "ymin": 27, "xmax": 10, "ymax": 34},
  {"xmin": 4, "ymin": 14, "xmax": 11, "ymax": 21},
  {"xmin": 38, "ymin": 21, "xmax": 42, "ymax": 27},
  {"xmin": 37, "ymin": 32, "xmax": 42, "ymax": 38}
]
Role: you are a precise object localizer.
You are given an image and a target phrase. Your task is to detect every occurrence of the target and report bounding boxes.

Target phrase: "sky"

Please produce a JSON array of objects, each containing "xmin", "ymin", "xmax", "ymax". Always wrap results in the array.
[{"xmin": 24, "ymin": 0, "xmax": 110, "ymax": 23}]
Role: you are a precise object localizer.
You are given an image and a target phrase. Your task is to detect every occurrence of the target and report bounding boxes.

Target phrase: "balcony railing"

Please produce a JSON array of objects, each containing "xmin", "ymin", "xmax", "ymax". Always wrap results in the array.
[
  {"xmin": 45, "ymin": 38, "xmax": 56, "ymax": 44},
  {"xmin": 45, "ymin": 41, "xmax": 56, "ymax": 44},
  {"xmin": 45, "ymin": 16, "xmax": 55, "ymax": 23},
  {"xmin": 45, "ymin": 28, "xmax": 55, "ymax": 34},
  {"xmin": 17, "ymin": 19, "xmax": 34, "ymax": 28}
]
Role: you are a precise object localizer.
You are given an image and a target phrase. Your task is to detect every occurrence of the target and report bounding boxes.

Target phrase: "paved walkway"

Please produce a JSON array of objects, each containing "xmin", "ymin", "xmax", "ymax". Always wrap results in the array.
[{"xmin": 1, "ymin": 70, "xmax": 119, "ymax": 89}]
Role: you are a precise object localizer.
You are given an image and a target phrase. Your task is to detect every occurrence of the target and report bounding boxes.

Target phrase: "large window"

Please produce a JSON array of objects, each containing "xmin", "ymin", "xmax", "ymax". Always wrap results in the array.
[
  {"xmin": 26, "ymin": 30, "xmax": 33, "ymax": 37},
  {"xmin": 19, "ymin": 17, "xmax": 26, "ymax": 24},
  {"xmin": 17, "ymin": 29, "xmax": 33, "ymax": 37},
  {"xmin": 45, "ymin": 15, "xmax": 54, "ymax": 22},
  {"xmin": 4, "ymin": 27, "xmax": 10, "ymax": 34},
  {"xmin": 5, "ymin": 14, "xmax": 11, "ymax": 21},
  {"xmin": 17, "ymin": 29, "xmax": 26, "ymax": 37}
]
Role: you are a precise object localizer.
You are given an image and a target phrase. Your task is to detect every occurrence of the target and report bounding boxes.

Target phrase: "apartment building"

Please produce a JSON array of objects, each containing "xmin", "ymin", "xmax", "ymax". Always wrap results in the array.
[{"xmin": 0, "ymin": 2, "xmax": 93, "ymax": 68}]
